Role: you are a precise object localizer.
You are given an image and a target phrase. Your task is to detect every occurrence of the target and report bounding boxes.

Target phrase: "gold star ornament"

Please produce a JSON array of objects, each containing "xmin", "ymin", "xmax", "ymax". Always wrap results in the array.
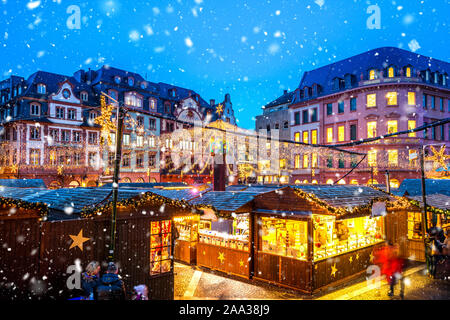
[
  {"xmin": 331, "ymin": 263, "xmax": 338, "ymax": 277},
  {"xmin": 425, "ymin": 145, "xmax": 450, "ymax": 171},
  {"xmin": 218, "ymin": 252, "xmax": 225, "ymax": 264},
  {"xmin": 69, "ymin": 229, "xmax": 90, "ymax": 251},
  {"xmin": 215, "ymin": 103, "xmax": 223, "ymax": 116}
]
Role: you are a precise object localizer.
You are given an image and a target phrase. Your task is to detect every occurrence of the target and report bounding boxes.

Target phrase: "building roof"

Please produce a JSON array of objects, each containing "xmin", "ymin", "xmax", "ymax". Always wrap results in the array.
[
  {"xmin": 189, "ymin": 191, "xmax": 261, "ymax": 212},
  {"xmin": 292, "ymin": 185, "xmax": 389, "ymax": 208},
  {"xmin": 394, "ymin": 179, "xmax": 450, "ymax": 197},
  {"xmin": 99, "ymin": 182, "xmax": 188, "ymax": 189},
  {"xmin": 147, "ymin": 188, "xmax": 207, "ymax": 201},
  {"xmin": 226, "ymin": 184, "xmax": 285, "ymax": 193},
  {"xmin": 0, "ymin": 179, "xmax": 46, "ymax": 188},
  {"xmin": 410, "ymin": 194, "xmax": 450, "ymax": 211},
  {"xmin": 264, "ymin": 90, "xmax": 294, "ymax": 109},
  {"xmin": 292, "ymin": 46, "xmax": 450, "ymax": 104}
]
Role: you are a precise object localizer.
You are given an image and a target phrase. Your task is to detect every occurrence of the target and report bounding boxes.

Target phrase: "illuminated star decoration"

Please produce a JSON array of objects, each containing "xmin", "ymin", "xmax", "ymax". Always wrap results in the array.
[
  {"xmin": 239, "ymin": 259, "xmax": 244, "ymax": 267},
  {"xmin": 57, "ymin": 165, "xmax": 64, "ymax": 175},
  {"xmin": 425, "ymin": 145, "xmax": 450, "ymax": 171},
  {"xmin": 331, "ymin": 263, "xmax": 338, "ymax": 277},
  {"xmin": 356, "ymin": 253, "xmax": 360, "ymax": 260},
  {"xmin": 95, "ymin": 95, "xmax": 116, "ymax": 146},
  {"xmin": 69, "ymin": 229, "xmax": 90, "ymax": 251},
  {"xmin": 215, "ymin": 103, "xmax": 223, "ymax": 117},
  {"xmin": 369, "ymin": 252, "xmax": 374, "ymax": 263},
  {"xmin": 349, "ymin": 256, "xmax": 353, "ymax": 263},
  {"xmin": 9, "ymin": 163, "xmax": 18, "ymax": 173},
  {"xmin": 218, "ymin": 252, "xmax": 225, "ymax": 263}
]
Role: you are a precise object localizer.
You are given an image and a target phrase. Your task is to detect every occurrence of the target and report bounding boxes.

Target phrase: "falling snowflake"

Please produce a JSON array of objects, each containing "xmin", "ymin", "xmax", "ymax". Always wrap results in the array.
[{"xmin": 408, "ymin": 39, "xmax": 421, "ymax": 52}]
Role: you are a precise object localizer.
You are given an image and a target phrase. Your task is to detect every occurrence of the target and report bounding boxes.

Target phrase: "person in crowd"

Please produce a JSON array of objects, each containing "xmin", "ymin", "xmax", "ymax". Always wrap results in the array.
[
  {"xmin": 428, "ymin": 226, "xmax": 445, "ymax": 278},
  {"xmin": 81, "ymin": 261, "xmax": 100, "ymax": 300},
  {"xmin": 374, "ymin": 241, "xmax": 405, "ymax": 299},
  {"xmin": 96, "ymin": 262, "xmax": 126, "ymax": 300},
  {"xmin": 443, "ymin": 229, "xmax": 450, "ymax": 256},
  {"xmin": 132, "ymin": 284, "xmax": 149, "ymax": 300}
]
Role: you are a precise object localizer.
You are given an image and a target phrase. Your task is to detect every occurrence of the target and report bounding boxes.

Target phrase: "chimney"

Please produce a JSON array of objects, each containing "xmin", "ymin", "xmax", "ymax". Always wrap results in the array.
[
  {"xmin": 283, "ymin": 89, "xmax": 287, "ymax": 95},
  {"xmin": 210, "ymin": 99, "xmax": 215, "ymax": 106}
]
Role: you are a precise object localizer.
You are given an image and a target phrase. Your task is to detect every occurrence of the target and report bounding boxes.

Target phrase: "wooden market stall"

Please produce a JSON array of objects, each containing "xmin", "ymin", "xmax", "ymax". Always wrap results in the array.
[
  {"xmin": 189, "ymin": 191, "xmax": 259, "ymax": 279},
  {"xmin": 251, "ymin": 185, "xmax": 400, "ymax": 294},
  {"xmin": 0, "ymin": 187, "xmax": 201, "ymax": 300}
]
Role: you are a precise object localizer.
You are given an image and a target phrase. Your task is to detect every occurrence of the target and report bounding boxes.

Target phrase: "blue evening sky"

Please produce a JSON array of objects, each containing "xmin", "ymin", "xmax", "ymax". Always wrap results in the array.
[{"xmin": 0, "ymin": 0, "xmax": 449, "ymax": 129}]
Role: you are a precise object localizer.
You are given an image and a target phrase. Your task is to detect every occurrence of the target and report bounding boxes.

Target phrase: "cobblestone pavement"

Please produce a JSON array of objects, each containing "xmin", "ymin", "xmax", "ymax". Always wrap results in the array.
[{"xmin": 174, "ymin": 262, "xmax": 449, "ymax": 300}]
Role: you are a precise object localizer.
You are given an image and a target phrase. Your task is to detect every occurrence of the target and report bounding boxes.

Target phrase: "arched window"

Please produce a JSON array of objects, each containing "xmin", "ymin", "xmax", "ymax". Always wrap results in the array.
[
  {"xmin": 326, "ymin": 179, "xmax": 334, "ymax": 185},
  {"xmin": 294, "ymin": 179, "xmax": 301, "ymax": 185},
  {"xmin": 80, "ymin": 91, "xmax": 88, "ymax": 101},
  {"xmin": 389, "ymin": 179, "xmax": 400, "ymax": 189},
  {"xmin": 128, "ymin": 77, "xmax": 134, "ymax": 86},
  {"xmin": 303, "ymin": 179, "xmax": 309, "ymax": 184},
  {"xmin": 311, "ymin": 179, "xmax": 318, "ymax": 184},
  {"xmin": 388, "ymin": 67, "xmax": 394, "ymax": 78},
  {"xmin": 350, "ymin": 179, "xmax": 358, "ymax": 185},
  {"xmin": 367, "ymin": 179, "xmax": 379, "ymax": 185},
  {"xmin": 369, "ymin": 69, "xmax": 376, "ymax": 80},
  {"xmin": 37, "ymin": 83, "xmax": 46, "ymax": 94},
  {"xmin": 338, "ymin": 179, "xmax": 346, "ymax": 184},
  {"xmin": 405, "ymin": 67, "xmax": 412, "ymax": 78}
]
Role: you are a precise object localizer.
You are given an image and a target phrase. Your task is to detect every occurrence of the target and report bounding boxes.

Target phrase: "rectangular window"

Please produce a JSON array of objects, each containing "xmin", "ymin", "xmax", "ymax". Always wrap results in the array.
[
  {"xmin": 440, "ymin": 98, "xmax": 444, "ymax": 112},
  {"xmin": 338, "ymin": 154, "xmax": 345, "ymax": 168},
  {"xmin": 407, "ymin": 212, "xmax": 422, "ymax": 240},
  {"xmin": 30, "ymin": 127, "xmax": 40, "ymax": 140},
  {"xmin": 386, "ymin": 92, "xmax": 397, "ymax": 106},
  {"xmin": 302, "ymin": 110, "xmax": 308, "ymax": 124},
  {"xmin": 367, "ymin": 94, "xmax": 376, "ymax": 108},
  {"xmin": 149, "ymin": 136, "xmax": 155, "ymax": 148},
  {"xmin": 327, "ymin": 155, "xmax": 333, "ymax": 168},
  {"xmin": 350, "ymin": 98, "xmax": 357, "ymax": 111},
  {"xmin": 387, "ymin": 120, "xmax": 398, "ymax": 135},
  {"xmin": 303, "ymin": 154, "xmax": 309, "ymax": 168},
  {"xmin": 294, "ymin": 154, "xmax": 301, "ymax": 169},
  {"xmin": 88, "ymin": 132, "xmax": 97, "ymax": 144},
  {"xmin": 408, "ymin": 92, "xmax": 416, "ymax": 105},
  {"xmin": 56, "ymin": 107, "xmax": 65, "ymax": 119},
  {"xmin": 326, "ymin": 103, "xmax": 333, "ymax": 115},
  {"xmin": 303, "ymin": 131, "xmax": 309, "ymax": 144},
  {"xmin": 136, "ymin": 153, "xmax": 144, "ymax": 168},
  {"xmin": 408, "ymin": 120, "xmax": 416, "ymax": 137},
  {"xmin": 338, "ymin": 125, "xmax": 345, "ymax": 142},
  {"xmin": 88, "ymin": 152, "xmax": 97, "ymax": 167},
  {"xmin": 137, "ymin": 116, "xmax": 144, "ymax": 127},
  {"xmin": 73, "ymin": 153, "xmax": 81, "ymax": 165},
  {"xmin": 72, "ymin": 131, "xmax": 81, "ymax": 143},
  {"xmin": 149, "ymin": 118, "xmax": 156, "ymax": 130},
  {"xmin": 367, "ymin": 121, "xmax": 377, "ymax": 138},
  {"xmin": 136, "ymin": 135, "xmax": 144, "ymax": 147},
  {"xmin": 30, "ymin": 104, "xmax": 40, "ymax": 116},
  {"xmin": 311, "ymin": 108, "xmax": 318, "ymax": 122},
  {"xmin": 431, "ymin": 96, "xmax": 435, "ymax": 109},
  {"xmin": 49, "ymin": 150, "xmax": 57, "ymax": 166},
  {"xmin": 123, "ymin": 134, "xmax": 130, "ymax": 146},
  {"xmin": 67, "ymin": 109, "xmax": 76, "ymax": 120},
  {"xmin": 350, "ymin": 124, "xmax": 357, "ymax": 140},
  {"xmin": 122, "ymin": 153, "xmax": 130, "ymax": 167},
  {"xmin": 423, "ymin": 94, "xmax": 428, "ymax": 108},
  {"xmin": 440, "ymin": 125, "xmax": 445, "ymax": 141},
  {"xmin": 311, "ymin": 153, "xmax": 318, "ymax": 168},
  {"xmin": 294, "ymin": 112, "xmax": 300, "ymax": 125},
  {"xmin": 149, "ymin": 154, "xmax": 156, "ymax": 167},
  {"xmin": 350, "ymin": 155, "xmax": 358, "ymax": 168},
  {"xmin": 388, "ymin": 149, "xmax": 398, "ymax": 167},
  {"xmin": 327, "ymin": 127, "xmax": 333, "ymax": 143},
  {"xmin": 409, "ymin": 149, "xmax": 418, "ymax": 167},
  {"xmin": 280, "ymin": 159, "xmax": 287, "ymax": 170},
  {"xmin": 29, "ymin": 149, "xmax": 40, "ymax": 165},
  {"xmin": 49, "ymin": 129, "xmax": 59, "ymax": 142},
  {"xmin": 294, "ymin": 132, "xmax": 300, "ymax": 142},
  {"xmin": 368, "ymin": 150, "xmax": 377, "ymax": 167},
  {"xmin": 311, "ymin": 129, "xmax": 318, "ymax": 144},
  {"xmin": 61, "ymin": 130, "xmax": 71, "ymax": 142},
  {"xmin": 338, "ymin": 101, "xmax": 344, "ymax": 114}
]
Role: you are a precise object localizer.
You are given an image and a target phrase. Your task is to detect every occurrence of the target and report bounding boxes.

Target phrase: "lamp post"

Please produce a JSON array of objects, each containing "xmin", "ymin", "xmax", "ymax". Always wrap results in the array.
[{"xmin": 385, "ymin": 170, "xmax": 390, "ymax": 193}]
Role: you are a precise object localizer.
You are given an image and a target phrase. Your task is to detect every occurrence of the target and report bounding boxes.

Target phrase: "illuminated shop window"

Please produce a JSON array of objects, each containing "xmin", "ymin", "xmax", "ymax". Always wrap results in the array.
[
  {"xmin": 311, "ymin": 153, "xmax": 318, "ymax": 168},
  {"xmin": 350, "ymin": 179, "xmax": 358, "ymax": 185},
  {"xmin": 388, "ymin": 149, "xmax": 398, "ymax": 167},
  {"xmin": 407, "ymin": 212, "xmax": 423, "ymax": 240},
  {"xmin": 303, "ymin": 154, "xmax": 309, "ymax": 168},
  {"xmin": 408, "ymin": 92, "xmax": 416, "ymax": 105},
  {"xmin": 261, "ymin": 217, "xmax": 308, "ymax": 261},
  {"xmin": 387, "ymin": 120, "xmax": 398, "ymax": 135},
  {"xmin": 406, "ymin": 67, "xmax": 412, "ymax": 78},
  {"xmin": 408, "ymin": 120, "xmax": 416, "ymax": 137},
  {"xmin": 294, "ymin": 155, "xmax": 301, "ymax": 169},
  {"xmin": 386, "ymin": 92, "xmax": 397, "ymax": 105},
  {"xmin": 390, "ymin": 179, "xmax": 400, "ymax": 189},
  {"xmin": 367, "ymin": 179, "xmax": 378, "ymax": 185},
  {"xmin": 150, "ymin": 220, "xmax": 172, "ymax": 275},
  {"xmin": 369, "ymin": 69, "xmax": 376, "ymax": 80},
  {"xmin": 326, "ymin": 179, "xmax": 334, "ymax": 185},
  {"xmin": 294, "ymin": 132, "xmax": 300, "ymax": 142},
  {"xmin": 367, "ymin": 121, "xmax": 377, "ymax": 138},
  {"xmin": 295, "ymin": 180, "xmax": 301, "ymax": 185},
  {"xmin": 312, "ymin": 180, "xmax": 318, "ymax": 184},
  {"xmin": 409, "ymin": 149, "xmax": 418, "ymax": 167},
  {"xmin": 367, "ymin": 94, "xmax": 376, "ymax": 108},
  {"xmin": 313, "ymin": 215, "xmax": 384, "ymax": 261},
  {"xmin": 280, "ymin": 159, "xmax": 287, "ymax": 170}
]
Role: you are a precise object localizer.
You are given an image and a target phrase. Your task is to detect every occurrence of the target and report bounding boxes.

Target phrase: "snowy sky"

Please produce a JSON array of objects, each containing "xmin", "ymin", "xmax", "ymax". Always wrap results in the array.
[{"xmin": 0, "ymin": 0, "xmax": 449, "ymax": 129}]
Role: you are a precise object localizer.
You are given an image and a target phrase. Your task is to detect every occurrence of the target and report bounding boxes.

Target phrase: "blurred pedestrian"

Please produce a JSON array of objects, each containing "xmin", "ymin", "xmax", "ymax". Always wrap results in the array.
[
  {"xmin": 81, "ymin": 261, "xmax": 100, "ymax": 300},
  {"xmin": 443, "ymin": 229, "xmax": 450, "ymax": 256},
  {"xmin": 96, "ymin": 262, "xmax": 126, "ymax": 300},
  {"xmin": 428, "ymin": 227, "xmax": 444, "ymax": 278},
  {"xmin": 132, "ymin": 284, "xmax": 149, "ymax": 300},
  {"xmin": 374, "ymin": 241, "xmax": 405, "ymax": 299}
]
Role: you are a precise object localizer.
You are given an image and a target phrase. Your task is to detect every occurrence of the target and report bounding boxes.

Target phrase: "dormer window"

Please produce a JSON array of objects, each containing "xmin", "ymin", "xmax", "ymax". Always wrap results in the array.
[
  {"xmin": 89, "ymin": 111, "xmax": 97, "ymax": 120},
  {"xmin": 18, "ymin": 86, "xmax": 22, "ymax": 95},
  {"xmin": 114, "ymin": 76, "xmax": 121, "ymax": 84},
  {"xmin": 80, "ymin": 91, "xmax": 88, "ymax": 101},
  {"xmin": 425, "ymin": 70, "xmax": 430, "ymax": 81},
  {"xmin": 406, "ymin": 67, "xmax": 412, "ymax": 78},
  {"xmin": 149, "ymin": 98, "xmax": 157, "ymax": 110},
  {"xmin": 388, "ymin": 67, "xmax": 395, "ymax": 78},
  {"xmin": 128, "ymin": 77, "xmax": 134, "ymax": 86},
  {"xmin": 170, "ymin": 89, "xmax": 176, "ymax": 97},
  {"xmin": 164, "ymin": 102, "xmax": 171, "ymax": 114},
  {"xmin": 30, "ymin": 102, "xmax": 40, "ymax": 116},
  {"xmin": 62, "ymin": 89, "xmax": 71, "ymax": 99},
  {"xmin": 369, "ymin": 69, "xmax": 376, "ymax": 80},
  {"xmin": 434, "ymin": 72, "xmax": 439, "ymax": 84},
  {"xmin": 443, "ymin": 74, "xmax": 447, "ymax": 86},
  {"xmin": 124, "ymin": 92, "xmax": 143, "ymax": 107},
  {"xmin": 37, "ymin": 83, "xmax": 46, "ymax": 94},
  {"xmin": 140, "ymin": 82, "xmax": 147, "ymax": 89}
]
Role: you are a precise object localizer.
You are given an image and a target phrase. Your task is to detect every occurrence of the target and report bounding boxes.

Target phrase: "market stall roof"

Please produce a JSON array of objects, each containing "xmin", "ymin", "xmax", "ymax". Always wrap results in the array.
[
  {"xmin": 0, "ymin": 179, "xmax": 46, "ymax": 188},
  {"xmin": 225, "ymin": 184, "xmax": 284, "ymax": 193},
  {"xmin": 410, "ymin": 194, "xmax": 450, "ymax": 211},
  {"xmin": 146, "ymin": 188, "xmax": 209, "ymax": 201},
  {"xmin": 189, "ymin": 191, "xmax": 262, "ymax": 212},
  {"xmin": 254, "ymin": 209, "xmax": 312, "ymax": 217},
  {"xmin": 394, "ymin": 179, "xmax": 450, "ymax": 197},
  {"xmin": 292, "ymin": 185, "xmax": 391, "ymax": 208},
  {"xmin": 99, "ymin": 182, "xmax": 188, "ymax": 189}
]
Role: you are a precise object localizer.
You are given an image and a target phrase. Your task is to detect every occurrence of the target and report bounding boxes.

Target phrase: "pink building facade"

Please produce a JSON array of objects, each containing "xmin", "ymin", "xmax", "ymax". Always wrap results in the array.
[{"xmin": 289, "ymin": 47, "xmax": 450, "ymax": 187}]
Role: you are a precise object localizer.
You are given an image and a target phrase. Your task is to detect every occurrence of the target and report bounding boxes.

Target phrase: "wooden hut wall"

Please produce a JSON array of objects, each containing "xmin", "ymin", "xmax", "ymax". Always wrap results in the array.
[
  {"xmin": 0, "ymin": 209, "xmax": 41, "ymax": 297},
  {"xmin": 38, "ymin": 214, "xmax": 174, "ymax": 300},
  {"xmin": 312, "ymin": 244, "xmax": 383, "ymax": 292}
]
